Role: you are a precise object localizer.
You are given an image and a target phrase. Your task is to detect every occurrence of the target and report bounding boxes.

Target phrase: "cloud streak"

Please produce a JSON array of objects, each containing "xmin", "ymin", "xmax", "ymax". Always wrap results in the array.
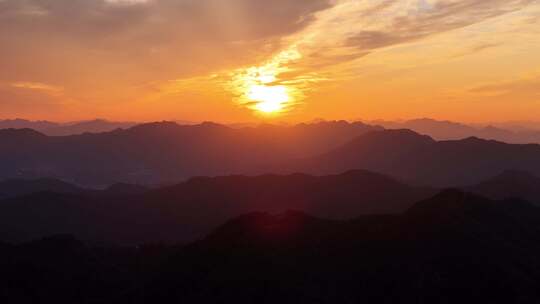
[
  {"xmin": 0, "ymin": 0, "xmax": 331, "ymax": 84},
  {"xmin": 222, "ymin": 0, "xmax": 537, "ymax": 114}
]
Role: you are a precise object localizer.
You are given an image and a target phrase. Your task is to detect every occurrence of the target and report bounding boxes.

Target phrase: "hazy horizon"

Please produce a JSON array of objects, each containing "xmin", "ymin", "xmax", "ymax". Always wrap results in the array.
[{"xmin": 4, "ymin": 116, "xmax": 540, "ymax": 128}]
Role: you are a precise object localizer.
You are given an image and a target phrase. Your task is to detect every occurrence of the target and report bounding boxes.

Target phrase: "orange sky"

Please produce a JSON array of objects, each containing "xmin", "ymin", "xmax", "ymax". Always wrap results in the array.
[{"xmin": 1, "ymin": 0, "xmax": 539, "ymax": 123}]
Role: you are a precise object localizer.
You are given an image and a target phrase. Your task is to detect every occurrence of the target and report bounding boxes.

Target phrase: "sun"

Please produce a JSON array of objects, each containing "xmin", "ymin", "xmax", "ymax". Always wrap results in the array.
[
  {"xmin": 247, "ymin": 85, "xmax": 290, "ymax": 114},
  {"xmin": 227, "ymin": 46, "xmax": 305, "ymax": 116}
]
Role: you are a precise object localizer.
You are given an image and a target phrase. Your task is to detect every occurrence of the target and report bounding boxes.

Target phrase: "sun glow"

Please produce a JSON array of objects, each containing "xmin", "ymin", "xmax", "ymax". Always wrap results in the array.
[
  {"xmin": 228, "ymin": 46, "xmax": 305, "ymax": 116},
  {"xmin": 248, "ymin": 85, "xmax": 290, "ymax": 113}
]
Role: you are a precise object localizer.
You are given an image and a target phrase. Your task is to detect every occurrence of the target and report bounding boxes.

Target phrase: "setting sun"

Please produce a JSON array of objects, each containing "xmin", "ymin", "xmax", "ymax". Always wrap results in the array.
[
  {"xmin": 248, "ymin": 85, "xmax": 290, "ymax": 113},
  {"xmin": 227, "ymin": 45, "xmax": 304, "ymax": 116}
]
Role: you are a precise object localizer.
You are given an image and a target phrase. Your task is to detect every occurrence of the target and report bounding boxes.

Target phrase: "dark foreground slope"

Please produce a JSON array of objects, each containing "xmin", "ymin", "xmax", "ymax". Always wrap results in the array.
[
  {"xmin": 127, "ymin": 190, "xmax": 540, "ymax": 304},
  {"xmin": 0, "ymin": 171, "xmax": 434, "ymax": 244},
  {"xmin": 2, "ymin": 190, "xmax": 540, "ymax": 304}
]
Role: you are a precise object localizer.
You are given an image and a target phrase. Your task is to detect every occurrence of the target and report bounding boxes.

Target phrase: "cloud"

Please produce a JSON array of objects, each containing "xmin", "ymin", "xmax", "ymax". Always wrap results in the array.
[
  {"xmin": 469, "ymin": 76, "xmax": 540, "ymax": 98},
  {"xmin": 345, "ymin": 0, "xmax": 535, "ymax": 51},
  {"xmin": 10, "ymin": 82, "xmax": 63, "ymax": 93},
  {"xmin": 220, "ymin": 0, "xmax": 537, "ymax": 115},
  {"xmin": 0, "ymin": 0, "xmax": 331, "ymax": 48},
  {"xmin": 449, "ymin": 43, "xmax": 502, "ymax": 59},
  {"xmin": 293, "ymin": 0, "xmax": 536, "ymax": 68},
  {"xmin": 0, "ymin": 0, "xmax": 331, "ymax": 83}
]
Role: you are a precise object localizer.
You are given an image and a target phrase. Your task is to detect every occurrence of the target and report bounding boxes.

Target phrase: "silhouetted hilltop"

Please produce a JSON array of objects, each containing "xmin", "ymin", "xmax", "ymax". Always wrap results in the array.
[
  {"xmin": 406, "ymin": 189, "xmax": 483, "ymax": 215},
  {"xmin": 303, "ymin": 129, "xmax": 540, "ymax": 186},
  {"xmin": 203, "ymin": 210, "xmax": 339, "ymax": 248},
  {"xmin": 0, "ymin": 121, "xmax": 380, "ymax": 185},
  {"xmin": 371, "ymin": 118, "xmax": 540, "ymax": 144},
  {"xmin": 47, "ymin": 119, "xmax": 137, "ymax": 136},
  {"xmin": 104, "ymin": 183, "xmax": 149, "ymax": 196},
  {"xmin": 5, "ymin": 117, "xmax": 540, "ymax": 142},
  {"xmin": 0, "ymin": 118, "xmax": 137, "ymax": 136},
  {"xmin": 0, "ymin": 170, "xmax": 434, "ymax": 244},
  {"xmin": 3, "ymin": 121, "xmax": 540, "ymax": 187},
  {"xmin": 0, "ymin": 178, "xmax": 84, "ymax": 199},
  {"xmin": 468, "ymin": 170, "xmax": 540, "ymax": 204},
  {"xmin": 0, "ymin": 119, "xmax": 57, "ymax": 131},
  {"xmin": 0, "ymin": 178, "xmax": 150, "ymax": 200},
  {"xmin": 2, "ymin": 190, "xmax": 540, "ymax": 303},
  {"xmin": 0, "ymin": 128, "xmax": 46, "ymax": 139},
  {"xmin": 128, "ymin": 190, "xmax": 540, "ymax": 304}
]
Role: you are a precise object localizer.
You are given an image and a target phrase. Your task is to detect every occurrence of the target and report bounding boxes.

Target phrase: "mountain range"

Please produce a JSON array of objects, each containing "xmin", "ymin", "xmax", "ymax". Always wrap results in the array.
[
  {"xmin": 136, "ymin": 190, "xmax": 540, "ymax": 303},
  {"xmin": 3, "ymin": 190, "xmax": 540, "ymax": 303},
  {"xmin": 0, "ymin": 121, "xmax": 380, "ymax": 186},
  {"xmin": 370, "ymin": 118, "xmax": 540, "ymax": 144},
  {"xmin": 5, "ymin": 117, "xmax": 540, "ymax": 143},
  {"xmin": 3, "ymin": 121, "xmax": 540, "ymax": 187},
  {"xmin": 0, "ymin": 170, "xmax": 434, "ymax": 244},
  {"xmin": 0, "ymin": 178, "xmax": 148, "ymax": 200},
  {"xmin": 0, "ymin": 119, "xmax": 137, "ymax": 136},
  {"xmin": 300, "ymin": 128, "xmax": 540, "ymax": 186},
  {"xmin": 2, "ymin": 169, "xmax": 540, "ymax": 245}
]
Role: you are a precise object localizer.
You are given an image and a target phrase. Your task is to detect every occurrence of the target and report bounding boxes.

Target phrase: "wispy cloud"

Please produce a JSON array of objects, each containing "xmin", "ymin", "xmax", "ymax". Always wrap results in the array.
[
  {"xmin": 283, "ymin": 0, "xmax": 535, "ymax": 71},
  {"xmin": 218, "ymin": 0, "xmax": 537, "ymax": 114},
  {"xmin": 10, "ymin": 81, "xmax": 63, "ymax": 93},
  {"xmin": 469, "ymin": 75, "xmax": 540, "ymax": 97}
]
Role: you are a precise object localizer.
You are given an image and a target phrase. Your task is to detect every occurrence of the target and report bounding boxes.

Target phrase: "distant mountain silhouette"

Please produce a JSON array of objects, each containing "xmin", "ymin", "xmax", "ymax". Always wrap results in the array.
[
  {"xmin": 468, "ymin": 170, "xmax": 540, "ymax": 204},
  {"xmin": 4, "ymin": 121, "xmax": 540, "ymax": 187},
  {"xmin": 45, "ymin": 119, "xmax": 137, "ymax": 136},
  {"xmin": 0, "ymin": 178, "xmax": 149, "ymax": 200},
  {"xmin": 6, "ymin": 117, "xmax": 540, "ymax": 142},
  {"xmin": 103, "ymin": 183, "xmax": 149, "ymax": 196},
  {"xmin": 0, "ymin": 170, "xmax": 434, "ymax": 244},
  {"xmin": 371, "ymin": 118, "xmax": 540, "ymax": 144},
  {"xmin": 0, "ymin": 121, "xmax": 380, "ymax": 186},
  {"xmin": 0, "ymin": 118, "xmax": 136, "ymax": 136},
  {"xmin": 0, "ymin": 178, "xmax": 84, "ymax": 199},
  {"xmin": 301, "ymin": 129, "xmax": 540, "ymax": 186},
  {"xmin": 0, "ymin": 118, "xmax": 58, "ymax": 130}
]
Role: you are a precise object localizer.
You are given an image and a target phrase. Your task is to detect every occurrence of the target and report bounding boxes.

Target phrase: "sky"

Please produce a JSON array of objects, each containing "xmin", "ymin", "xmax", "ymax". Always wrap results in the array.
[{"xmin": 0, "ymin": 0, "xmax": 539, "ymax": 123}]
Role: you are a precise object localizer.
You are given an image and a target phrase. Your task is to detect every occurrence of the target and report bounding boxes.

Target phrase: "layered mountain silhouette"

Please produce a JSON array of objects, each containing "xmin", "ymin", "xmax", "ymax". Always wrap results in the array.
[
  {"xmin": 4, "ymin": 120, "xmax": 540, "ymax": 187},
  {"xmin": 3, "ymin": 190, "xmax": 540, "ymax": 303},
  {"xmin": 0, "ymin": 170, "xmax": 434, "ymax": 244},
  {"xmin": 0, "ymin": 178, "xmax": 84, "ymax": 199},
  {"xmin": 0, "ymin": 121, "xmax": 380, "ymax": 186},
  {"xmin": 301, "ymin": 129, "xmax": 540, "ymax": 186},
  {"xmin": 0, "ymin": 178, "xmax": 148, "ymax": 199},
  {"xmin": 371, "ymin": 118, "xmax": 540, "ymax": 144},
  {"xmin": 468, "ymin": 170, "xmax": 540, "ymax": 204},
  {"xmin": 6, "ymin": 117, "xmax": 540, "ymax": 142},
  {"xmin": 130, "ymin": 190, "xmax": 540, "ymax": 303},
  {"xmin": 0, "ymin": 118, "xmax": 137, "ymax": 136}
]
